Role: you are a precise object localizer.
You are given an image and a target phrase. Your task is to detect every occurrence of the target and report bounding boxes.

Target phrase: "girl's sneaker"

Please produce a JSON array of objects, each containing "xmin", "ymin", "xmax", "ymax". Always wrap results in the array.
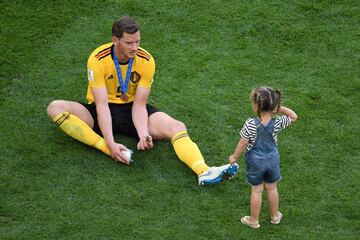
[
  {"xmin": 271, "ymin": 211, "xmax": 283, "ymax": 224},
  {"xmin": 241, "ymin": 216, "xmax": 260, "ymax": 229}
]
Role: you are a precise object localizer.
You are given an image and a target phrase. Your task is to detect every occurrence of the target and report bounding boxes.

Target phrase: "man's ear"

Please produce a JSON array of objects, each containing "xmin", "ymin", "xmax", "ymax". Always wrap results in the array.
[{"xmin": 111, "ymin": 36, "xmax": 118, "ymax": 45}]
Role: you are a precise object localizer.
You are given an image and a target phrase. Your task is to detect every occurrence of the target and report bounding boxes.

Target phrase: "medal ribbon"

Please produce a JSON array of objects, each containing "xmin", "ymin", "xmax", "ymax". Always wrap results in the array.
[{"xmin": 112, "ymin": 47, "xmax": 134, "ymax": 96}]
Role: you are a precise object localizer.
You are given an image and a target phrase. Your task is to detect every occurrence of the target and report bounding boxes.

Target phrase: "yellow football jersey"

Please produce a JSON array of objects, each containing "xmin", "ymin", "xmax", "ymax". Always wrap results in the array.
[{"xmin": 86, "ymin": 43, "xmax": 155, "ymax": 104}]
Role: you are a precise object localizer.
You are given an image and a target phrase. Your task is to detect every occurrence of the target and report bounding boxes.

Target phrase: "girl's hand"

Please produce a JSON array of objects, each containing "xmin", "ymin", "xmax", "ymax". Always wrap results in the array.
[{"xmin": 229, "ymin": 155, "xmax": 237, "ymax": 165}]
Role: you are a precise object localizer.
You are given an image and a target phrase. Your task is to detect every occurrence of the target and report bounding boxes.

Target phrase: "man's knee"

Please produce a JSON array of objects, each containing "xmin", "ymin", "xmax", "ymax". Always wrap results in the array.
[
  {"xmin": 47, "ymin": 100, "xmax": 66, "ymax": 118},
  {"xmin": 169, "ymin": 120, "xmax": 186, "ymax": 135},
  {"xmin": 174, "ymin": 120, "xmax": 186, "ymax": 131},
  {"xmin": 163, "ymin": 119, "xmax": 187, "ymax": 139},
  {"xmin": 148, "ymin": 112, "xmax": 187, "ymax": 139},
  {"xmin": 47, "ymin": 100, "xmax": 77, "ymax": 118}
]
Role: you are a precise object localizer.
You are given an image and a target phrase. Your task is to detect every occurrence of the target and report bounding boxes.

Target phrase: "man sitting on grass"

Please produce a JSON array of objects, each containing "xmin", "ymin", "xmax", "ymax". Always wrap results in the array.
[{"xmin": 46, "ymin": 16, "xmax": 238, "ymax": 186}]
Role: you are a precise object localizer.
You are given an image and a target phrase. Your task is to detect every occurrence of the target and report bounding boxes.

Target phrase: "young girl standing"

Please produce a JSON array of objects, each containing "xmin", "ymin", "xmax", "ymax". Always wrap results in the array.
[{"xmin": 229, "ymin": 86, "xmax": 297, "ymax": 228}]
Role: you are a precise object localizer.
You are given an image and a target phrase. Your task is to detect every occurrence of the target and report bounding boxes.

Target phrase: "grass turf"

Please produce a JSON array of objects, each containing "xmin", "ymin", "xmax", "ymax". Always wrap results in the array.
[{"xmin": 1, "ymin": 0, "xmax": 359, "ymax": 239}]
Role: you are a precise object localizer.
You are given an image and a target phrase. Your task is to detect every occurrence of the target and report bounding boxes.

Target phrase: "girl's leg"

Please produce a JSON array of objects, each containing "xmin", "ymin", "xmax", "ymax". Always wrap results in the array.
[
  {"xmin": 250, "ymin": 183, "xmax": 264, "ymax": 221},
  {"xmin": 264, "ymin": 182, "xmax": 279, "ymax": 218}
]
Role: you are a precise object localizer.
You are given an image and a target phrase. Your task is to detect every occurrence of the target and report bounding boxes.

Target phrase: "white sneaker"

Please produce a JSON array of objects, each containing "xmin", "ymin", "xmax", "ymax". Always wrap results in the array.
[{"xmin": 198, "ymin": 163, "xmax": 239, "ymax": 186}]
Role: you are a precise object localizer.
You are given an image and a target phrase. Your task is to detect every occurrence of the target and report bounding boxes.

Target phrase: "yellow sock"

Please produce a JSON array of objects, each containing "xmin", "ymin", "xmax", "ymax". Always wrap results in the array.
[
  {"xmin": 171, "ymin": 131, "xmax": 209, "ymax": 175},
  {"xmin": 52, "ymin": 112, "xmax": 110, "ymax": 156}
]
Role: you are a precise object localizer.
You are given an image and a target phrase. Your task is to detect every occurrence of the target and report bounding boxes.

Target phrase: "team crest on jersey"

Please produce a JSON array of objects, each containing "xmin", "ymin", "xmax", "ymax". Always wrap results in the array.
[
  {"xmin": 88, "ymin": 69, "xmax": 94, "ymax": 81},
  {"xmin": 130, "ymin": 71, "xmax": 141, "ymax": 84}
]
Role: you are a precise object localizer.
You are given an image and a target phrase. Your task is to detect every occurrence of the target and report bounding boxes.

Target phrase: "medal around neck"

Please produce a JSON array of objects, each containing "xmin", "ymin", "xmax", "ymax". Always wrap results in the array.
[
  {"xmin": 112, "ymin": 48, "xmax": 134, "ymax": 102},
  {"xmin": 120, "ymin": 93, "xmax": 128, "ymax": 101}
]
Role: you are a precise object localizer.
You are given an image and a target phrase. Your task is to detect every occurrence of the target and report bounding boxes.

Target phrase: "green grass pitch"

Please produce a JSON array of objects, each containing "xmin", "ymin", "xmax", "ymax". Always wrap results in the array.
[{"xmin": 1, "ymin": 0, "xmax": 359, "ymax": 239}]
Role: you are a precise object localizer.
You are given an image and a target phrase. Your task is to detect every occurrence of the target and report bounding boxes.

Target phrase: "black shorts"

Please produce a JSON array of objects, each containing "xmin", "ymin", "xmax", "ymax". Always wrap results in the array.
[{"xmin": 81, "ymin": 102, "xmax": 160, "ymax": 139}]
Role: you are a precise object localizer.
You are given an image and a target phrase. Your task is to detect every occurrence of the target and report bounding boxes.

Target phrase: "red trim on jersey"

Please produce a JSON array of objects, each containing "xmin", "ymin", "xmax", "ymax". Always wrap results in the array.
[
  {"xmin": 96, "ymin": 49, "xmax": 111, "ymax": 59},
  {"xmin": 137, "ymin": 49, "xmax": 150, "ymax": 58},
  {"xmin": 136, "ymin": 50, "xmax": 150, "ymax": 61}
]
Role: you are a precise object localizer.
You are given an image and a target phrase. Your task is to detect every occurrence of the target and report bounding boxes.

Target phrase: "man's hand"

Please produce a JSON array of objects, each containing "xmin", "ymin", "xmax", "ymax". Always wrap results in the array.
[
  {"xmin": 137, "ymin": 135, "xmax": 153, "ymax": 151},
  {"xmin": 108, "ymin": 142, "xmax": 131, "ymax": 164}
]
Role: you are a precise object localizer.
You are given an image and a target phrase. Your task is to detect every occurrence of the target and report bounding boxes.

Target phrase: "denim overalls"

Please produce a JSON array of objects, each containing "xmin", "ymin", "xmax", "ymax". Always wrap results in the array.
[{"xmin": 245, "ymin": 118, "xmax": 281, "ymax": 185}]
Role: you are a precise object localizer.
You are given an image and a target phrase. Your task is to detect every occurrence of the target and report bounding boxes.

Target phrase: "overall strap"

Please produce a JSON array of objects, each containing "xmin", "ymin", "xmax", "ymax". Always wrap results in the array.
[{"xmin": 253, "ymin": 117, "xmax": 261, "ymax": 128}]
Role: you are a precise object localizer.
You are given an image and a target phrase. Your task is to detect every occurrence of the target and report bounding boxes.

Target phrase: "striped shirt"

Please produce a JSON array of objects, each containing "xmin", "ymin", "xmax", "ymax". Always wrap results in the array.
[{"xmin": 240, "ymin": 116, "xmax": 292, "ymax": 151}]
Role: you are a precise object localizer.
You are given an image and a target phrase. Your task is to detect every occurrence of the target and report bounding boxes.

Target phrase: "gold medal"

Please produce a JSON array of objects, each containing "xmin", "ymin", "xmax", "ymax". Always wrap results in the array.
[{"xmin": 120, "ymin": 94, "xmax": 128, "ymax": 101}]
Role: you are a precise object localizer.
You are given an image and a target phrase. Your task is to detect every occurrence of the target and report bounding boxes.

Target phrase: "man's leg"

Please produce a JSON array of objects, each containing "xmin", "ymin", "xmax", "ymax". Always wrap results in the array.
[
  {"xmin": 47, "ymin": 100, "xmax": 110, "ymax": 155},
  {"xmin": 148, "ymin": 112, "xmax": 238, "ymax": 185},
  {"xmin": 148, "ymin": 112, "xmax": 209, "ymax": 175}
]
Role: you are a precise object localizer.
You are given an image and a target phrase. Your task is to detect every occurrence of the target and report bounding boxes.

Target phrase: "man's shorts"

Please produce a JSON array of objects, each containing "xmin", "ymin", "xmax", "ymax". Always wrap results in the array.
[{"xmin": 81, "ymin": 102, "xmax": 160, "ymax": 139}]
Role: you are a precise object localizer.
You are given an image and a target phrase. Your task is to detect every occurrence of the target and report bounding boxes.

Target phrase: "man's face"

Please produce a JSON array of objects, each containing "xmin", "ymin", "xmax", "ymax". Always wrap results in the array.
[{"xmin": 114, "ymin": 31, "xmax": 141, "ymax": 60}]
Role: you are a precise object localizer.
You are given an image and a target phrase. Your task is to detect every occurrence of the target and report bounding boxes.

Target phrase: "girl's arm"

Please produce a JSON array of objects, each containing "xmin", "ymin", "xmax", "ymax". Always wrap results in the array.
[
  {"xmin": 278, "ymin": 106, "xmax": 298, "ymax": 122},
  {"xmin": 229, "ymin": 137, "xmax": 249, "ymax": 164}
]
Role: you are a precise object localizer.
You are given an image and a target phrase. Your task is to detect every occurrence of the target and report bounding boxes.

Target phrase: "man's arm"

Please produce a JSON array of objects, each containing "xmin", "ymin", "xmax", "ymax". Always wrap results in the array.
[
  {"xmin": 92, "ymin": 87, "xmax": 130, "ymax": 164},
  {"xmin": 132, "ymin": 86, "xmax": 153, "ymax": 150}
]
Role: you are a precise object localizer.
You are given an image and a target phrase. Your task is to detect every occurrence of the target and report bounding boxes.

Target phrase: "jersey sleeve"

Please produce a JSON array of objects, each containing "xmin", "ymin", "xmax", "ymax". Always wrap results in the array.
[
  {"xmin": 138, "ymin": 56, "xmax": 155, "ymax": 88},
  {"xmin": 87, "ymin": 55, "xmax": 106, "ymax": 88}
]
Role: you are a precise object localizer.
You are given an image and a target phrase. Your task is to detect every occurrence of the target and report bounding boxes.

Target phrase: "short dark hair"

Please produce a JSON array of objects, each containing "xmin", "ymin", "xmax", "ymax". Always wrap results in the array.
[{"xmin": 112, "ymin": 16, "xmax": 140, "ymax": 38}]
